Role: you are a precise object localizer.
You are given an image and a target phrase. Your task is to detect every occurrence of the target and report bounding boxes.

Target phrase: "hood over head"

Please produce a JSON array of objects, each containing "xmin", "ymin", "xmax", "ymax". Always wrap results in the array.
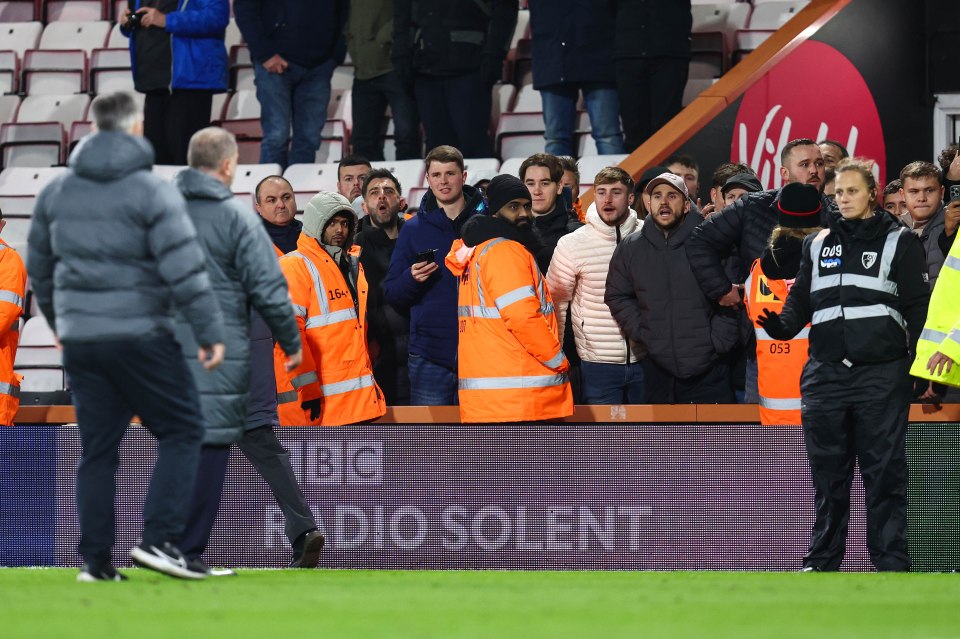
[
  {"xmin": 174, "ymin": 167, "xmax": 233, "ymax": 201},
  {"xmin": 68, "ymin": 131, "xmax": 154, "ymax": 182},
  {"xmin": 302, "ymin": 191, "xmax": 358, "ymax": 242}
]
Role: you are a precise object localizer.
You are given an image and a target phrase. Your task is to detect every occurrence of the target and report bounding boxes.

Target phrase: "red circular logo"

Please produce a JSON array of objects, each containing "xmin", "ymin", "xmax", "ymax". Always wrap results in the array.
[{"xmin": 732, "ymin": 40, "xmax": 885, "ymax": 189}]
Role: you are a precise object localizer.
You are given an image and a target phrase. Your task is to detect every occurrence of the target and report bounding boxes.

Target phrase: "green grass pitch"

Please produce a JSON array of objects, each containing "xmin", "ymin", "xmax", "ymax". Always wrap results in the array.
[{"xmin": 3, "ymin": 568, "xmax": 960, "ymax": 638}]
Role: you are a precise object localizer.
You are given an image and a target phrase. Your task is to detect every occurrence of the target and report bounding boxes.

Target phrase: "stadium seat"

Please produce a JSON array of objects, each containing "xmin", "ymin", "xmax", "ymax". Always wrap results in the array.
[
  {"xmin": 1, "ymin": 214, "xmax": 29, "ymax": 255},
  {"xmin": 576, "ymin": 155, "xmax": 628, "ymax": 186},
  {"xmin": 1, "ymin": 21, "xmax": 42, "ymax": 58},
  {"xmin": 406, "ymin": 186, "xmax": 427, "ymax": 210},
  {"xmin": 45, "ymin": 1, "xmax": 108, "ymax": 22},
  {"xmin": 106, "ymin": 20, "xmax": 126, "ymax": 47},
  {"xmin": 511, "ymin": 9, "xmax": 530, "ymax": 51},
  {"xmin": 314, "ymin": 139, "xmax": 343, "ymax": 164},
  {"xmin": 0, "ymin": 1, "xmax": 39, "ymax": 22},
  {"xmin": 371, "ymin": 159, "xmax": 423, "ymax": 200},
  {"xmin": 328, "ymin": 88, "xmax": 352, "ymax": 130},
  {"xmin": 225, "ymin": 17, "xmax": 242, "ymax": 51},
  {"xmin": 0, "ymin": 121, "xmax": 65, "ymax": 167},
  {"xmin": 498, "ymin": 134, "xmax": 544, "ymax": 161},
  {"xmin": 224, "ymin": 89, "xmax": 259, "ymax": 120},
  {"xmin": 67, "ymin": 119, "xmax": 91, "ymax": 154},
  {"xmin": 331, "ymin": 65, "xmax": 353, "ymax": 91},
  {"xmin": 0, "ymin": 49, "xmax": 18, "ymax": 93},
  {"xmin": 210, "ymin": 92, "xmax": 227, "ymax": 124},
  {"xmin": 11, "ymin": 92, "xmax": 89, "ymax": 125},
  {"xmin": 512, "ymin": 84, "xmax": 542, "ymax": 113},
  {"xmin": 495, "ymin": 112, "xmax": 545, "ymax": 159},
  {"xmin": 490, "ymin": 83, "xmax": 517, "ymax": 136},
  {"xmin": 498, "ymin": 157, "xmax": 525, "ymax": 178},
  {"xmin": 0, "ymin": 94, "xmax": 20, "ymax": 123},
  {"xmin": 282, "ymin": 162, "xmax": 340, "ymax": 207},
  {"xmin": 736, "ymin": 1, "xmax": 809, "ymax": 54},
  {"xmin": 152, "ymin": 164, "xmax": 186, "ymax": 182},
  {"xmin": 463, "ymin": 158, "xmax": 500, "ymax": 181},
  {"xmin": 89, "ymin": 47, "xmax": 132, "ymax": 93},
  {"xmin": 229, "ymin": 44, "xmax": 251, "ymax": 91},
  {"xmin": 232, "ymin": 162, "xmax": 282, "ymax": 198},
  {"xmin": 22, "ymin": 48, "xmax": 87, "ymax": 94},
  {"xmin": 692, "ymin": 2, "xmax": 751, "ymax": 57},
  {"xmin": 682, "ymin": 78, "xmax": 716, "ymax": 106},
  {"xmin": 16, "ymin": 367, "xmax": 67, "ymax": 393},
  {"xmin": 38, "ymin": 20, "xmax": 110, "ymax": 54},
  {"xmin": 0, "ymin": 166, "xmax": 67, "ymax": 216},
  {"xmin": 15, "ymin": 316, "xmax": 63, "ymax": 368}
]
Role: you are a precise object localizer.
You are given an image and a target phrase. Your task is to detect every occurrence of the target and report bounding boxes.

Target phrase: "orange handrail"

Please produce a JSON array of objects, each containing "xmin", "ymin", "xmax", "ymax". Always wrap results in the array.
[{"xmin": 580, "ymin": 0, "xmax": 853, "ymax": 209}]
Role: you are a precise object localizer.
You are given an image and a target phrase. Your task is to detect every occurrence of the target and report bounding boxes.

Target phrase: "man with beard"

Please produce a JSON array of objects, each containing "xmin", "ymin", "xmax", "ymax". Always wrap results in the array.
[
  {"xmin": 606, "ymin": 173, "xmax": 738, "ymax": 403},
  {"xmin": 686, "ymin": 138, "xmax": 828, "ymax": 402},
  {"xmin": 445, "ymin": 174, "xmax": 573, "ymax": 422},
  {"xmin": 355, "ymin": 168, "xmax": 410, "ymax": 405},
  {"xmin": 547, "ymin": 166, "xmax": 643, "ymax": 404}
]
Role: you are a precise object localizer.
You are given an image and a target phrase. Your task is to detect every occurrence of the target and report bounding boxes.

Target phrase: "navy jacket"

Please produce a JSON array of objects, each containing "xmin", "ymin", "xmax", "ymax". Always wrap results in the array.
[
  {"xmin": 529, "ymin": 0, "xmax": 617, "ymax": 88},
  {"xmin": 125, "ymin": 0, "xmax": 229, "ymax": 91},
  {"xmin": 608, "ymin": 0, "xmax": 692, "ymax": 60},
  {"xmin": 384, "ymin": 185, "xmax": 487, "ymax": 370},
  {"xmin": 234, "ymin": 0, "xmax": 348, "ymax": 68}
]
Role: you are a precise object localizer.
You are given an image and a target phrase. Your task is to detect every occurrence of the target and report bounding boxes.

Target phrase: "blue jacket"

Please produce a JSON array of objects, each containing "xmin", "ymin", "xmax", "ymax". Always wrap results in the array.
[
  {"xmin": 233, "ymin": 0, "xmax": 348, "ymax": 68},
  {"xmin": 384, "ymin": 185, "xmax": 487, "ymax": 370},
  {"xmin": 127, "ymin": 0, "xmax": 229, "ymax": 91},
  {"xmin": 529, "ymin": 0, "xmax": 617, "ymax": 88}
]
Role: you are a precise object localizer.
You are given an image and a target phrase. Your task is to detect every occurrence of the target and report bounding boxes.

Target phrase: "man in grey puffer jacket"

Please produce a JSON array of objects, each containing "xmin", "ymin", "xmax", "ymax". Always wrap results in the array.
[
  {"xmin": 171, "ymin": 128, "xmax": 324, "ymax": 573},
  {"xmin": 27, "ymin": 92, "xmax": 226, "ymax": 582}
]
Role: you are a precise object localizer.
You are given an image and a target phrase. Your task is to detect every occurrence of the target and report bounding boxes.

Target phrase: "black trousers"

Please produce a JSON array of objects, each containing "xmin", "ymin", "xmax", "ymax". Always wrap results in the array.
[
  {"xmin": 800, "ymin": 357, "xmax": 912, "ymax": 572},
  {"xmin": 143, "ymin": 89, "xmax": 214, "ymax": 165},
  {"xmin": 180, "ymin": 425, "xmax": 317, "ymax": 561},
  {"xmin": 63, "ymin": 336, "xmax": 204, "ymax": 567},
  {"xmin": 614, "ymin": 57, "xmax": 688, "ymax": 151},
  {"xmin": 351, "ymin": 70, "xmax": 422, "ymax": 161},
  {"xmin": 641, "ymin": 357, "xmax": 734, "ymax": 404},
  {"xmin": 414, "ymin": 71, "xmax": 493, "ymax": 159}
]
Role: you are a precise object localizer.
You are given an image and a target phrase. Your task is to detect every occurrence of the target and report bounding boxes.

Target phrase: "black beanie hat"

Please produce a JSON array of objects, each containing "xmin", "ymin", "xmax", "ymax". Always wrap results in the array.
[
  {"xmin": 760, "ymin": 235, "xmax": 804, "ymax": 280},
  {"xmin": 776, "ymin": 182, "xmax": 822, "ymax": 228},
  {"xmin": 486, "ymin": 174, "xmax": 531, "ymax": 214}
]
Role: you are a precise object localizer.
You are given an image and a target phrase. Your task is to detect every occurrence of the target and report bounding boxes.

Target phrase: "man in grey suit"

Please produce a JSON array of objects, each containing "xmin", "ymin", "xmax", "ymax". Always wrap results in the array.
[{"xmin": 27, "ymin": 92, "xmax": 226, "ymax": 582}]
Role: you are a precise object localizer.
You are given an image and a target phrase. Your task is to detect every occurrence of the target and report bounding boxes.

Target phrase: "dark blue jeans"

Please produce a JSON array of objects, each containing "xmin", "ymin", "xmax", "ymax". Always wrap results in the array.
[
  {"xmin": 408, "ymin": 353, "xmax": 458, "ymax": 406},
  {"xmin": 64, "ymin": 336, "xmax": 204, "ymax": 567},
  {"xmin": 414, "ymin": 72, "xmax": 493, "ymax": 159},
  {"xmin": 254, "ymin": 58, "xmax": 336, "ymax": 167},
  {"xmin": 540, "ymin": 82, "xmax": 625, "ymax": 156},
  {"xmin": 580, "ymin": 360, "xmax": 644, "ymax": 404},
  {"xmin": 351, "ymin": 70, "xmax": 421, "ymax": 161}
]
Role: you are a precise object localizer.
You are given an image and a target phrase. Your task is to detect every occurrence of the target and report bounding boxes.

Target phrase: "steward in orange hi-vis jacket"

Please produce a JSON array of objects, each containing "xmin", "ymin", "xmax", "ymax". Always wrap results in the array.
[
  {"xmin": 0, "ymin": 232, "xmax": 27, "ymax": 426},
  {"xmin": 274, "ymin": 192, "xmax": 385, "ymax": 426},
  {"xmin": 445, "ymin": 175, "xmax": 573, "ymax": 423}
]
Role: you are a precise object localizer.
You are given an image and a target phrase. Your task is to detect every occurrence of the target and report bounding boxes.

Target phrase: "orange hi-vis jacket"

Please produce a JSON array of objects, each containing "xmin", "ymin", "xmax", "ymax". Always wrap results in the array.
[
  {"xmin": 274, "ymin": 235, "xmax": 385, "ymax": 426},
  {"xmin": 446, "ymin": 236, "xmax": 573, "ymax": 423},
  {"xmin": 0, "ymin": 238, "xmax": 26, "ymax": 426},
  {"xmin": 744, "ymin": 258, "xmax": 808, "ymax": 425}
]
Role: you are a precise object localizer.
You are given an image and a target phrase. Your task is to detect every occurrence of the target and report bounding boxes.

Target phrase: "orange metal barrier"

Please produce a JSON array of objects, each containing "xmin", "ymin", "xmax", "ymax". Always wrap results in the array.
[
  {"xmin": 14, "ymin": 402, "xmax": 960, "ymax": 424},
  {"xmin": 579, "ymin": 0, "xmax": 853, "ymax": 209}
]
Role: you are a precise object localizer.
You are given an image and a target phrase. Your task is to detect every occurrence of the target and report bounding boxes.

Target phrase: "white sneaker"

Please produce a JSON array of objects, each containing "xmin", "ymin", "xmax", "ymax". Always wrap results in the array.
[{"xmin": 130, "ymin": 542, "xmax": 207, "ymax": 580}]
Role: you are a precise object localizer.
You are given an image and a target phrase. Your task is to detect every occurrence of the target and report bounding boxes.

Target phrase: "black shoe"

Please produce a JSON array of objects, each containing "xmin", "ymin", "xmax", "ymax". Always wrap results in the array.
[
  {"xmin": 801, "ymin": 566, "xmax": 822, "ymax": 572},
  {"xmin": 130, "ymin": 542, "xmax": 207, "ymax": 580},
  {"xmin": 77, "ymin": 564, "xmax": 128, "ymax": 582},
  {"xmin": 289, "ymin": 530, "xmax": 325, "ymax": 568},
  {"xmin": 187, "ymin": 557, "xmax": 237, "ymax": 577}
]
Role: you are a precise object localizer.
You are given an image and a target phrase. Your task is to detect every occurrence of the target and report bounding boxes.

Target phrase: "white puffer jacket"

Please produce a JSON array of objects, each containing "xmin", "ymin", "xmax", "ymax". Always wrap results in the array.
[{"xmin": 546, "ymin": 203, "xmax": 644, "ymax": 364}]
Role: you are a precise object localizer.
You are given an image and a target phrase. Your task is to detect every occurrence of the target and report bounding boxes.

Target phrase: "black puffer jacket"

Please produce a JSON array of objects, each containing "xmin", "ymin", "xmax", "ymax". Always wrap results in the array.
[
  {"xmin": 532, "ymin": 203, "xmax": 582, "ymax": 275},
  {"xmin": 605, "ymin": 211, "xmax": 739, "ymax": 379},
  {"xmin": 173, "ymin": 169, "xmax": 301, "ymax": 445},
  {"xmin": 356, "ymin": 214, "xmax": 410, "ymax": 404}
]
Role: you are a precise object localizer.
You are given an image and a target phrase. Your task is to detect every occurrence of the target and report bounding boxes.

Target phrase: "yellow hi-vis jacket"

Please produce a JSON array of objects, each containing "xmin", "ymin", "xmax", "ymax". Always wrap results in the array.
[
  {"xmin": 274, "ymin": 235, "xmax": 385, "ymax": 425},
  {"xmin": 0, "ymin": 238, "xmax": 26, "ymax": 426},
  {"xmin": 446, "ymin": 236, "xmax": 573, "ymax": 423},
  {"xmin": 911, "ymin": 236, "xmax": 960, "ymax": 388}
]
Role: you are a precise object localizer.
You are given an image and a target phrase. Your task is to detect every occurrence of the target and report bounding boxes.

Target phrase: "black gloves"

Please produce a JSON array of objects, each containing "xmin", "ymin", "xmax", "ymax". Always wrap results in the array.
[
  {"xmin": 301, "ymin": 399, "xmax": 321, "ymax": 421},
  {"xmin": 479, "ymin": 55, "xmax": 503, "ymax": 86},
  {"xmin": 756, "ymin": 308, "xmax": 790, "ymax": 340}
]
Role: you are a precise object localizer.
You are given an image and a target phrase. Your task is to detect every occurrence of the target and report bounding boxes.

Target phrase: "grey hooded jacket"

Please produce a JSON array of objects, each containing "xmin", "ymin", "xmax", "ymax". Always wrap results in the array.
[
  {"xmin": 27, "ymin": 131, "xmax": 225, "ymax": 350},
  {"xmin": 173, "ymin": 168, "xmax": 301, "ymax": 445}
]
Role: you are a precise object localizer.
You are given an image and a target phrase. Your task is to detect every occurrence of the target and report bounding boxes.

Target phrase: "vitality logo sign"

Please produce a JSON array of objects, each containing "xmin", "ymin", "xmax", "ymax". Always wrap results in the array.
[{"xmin": 732, "ymin": 40, "xmax": 886, "ymax": 189}]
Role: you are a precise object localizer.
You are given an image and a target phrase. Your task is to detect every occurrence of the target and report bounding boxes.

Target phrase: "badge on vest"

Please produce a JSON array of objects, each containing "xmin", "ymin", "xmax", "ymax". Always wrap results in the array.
[
  {"xmin": 820, "ymin": 244, "xmax": 841, "ymax": 269},
  {"xmin": 861, "ymin": 251, "xmax": 877, "ymax": 269}
]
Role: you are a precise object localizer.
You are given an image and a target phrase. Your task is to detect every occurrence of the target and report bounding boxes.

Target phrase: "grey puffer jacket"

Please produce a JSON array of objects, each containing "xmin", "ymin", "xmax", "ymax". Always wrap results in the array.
[
  {"xmin": 173, "ymin": 168, "xmax": 301, "ymax": 445},
  {"xmin": 27, "ymin": 131, "xmax": 224, "ymax": 348},
  {"xmin": 605, "ymin": 210, "xmax": 740, "ymax": 379}
]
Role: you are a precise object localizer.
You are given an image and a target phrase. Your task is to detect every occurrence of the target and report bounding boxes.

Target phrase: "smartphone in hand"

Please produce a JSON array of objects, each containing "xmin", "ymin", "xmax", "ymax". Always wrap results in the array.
[{"xmin": 413, "ymin": 249, "xmax": 437, "ymax": 265}]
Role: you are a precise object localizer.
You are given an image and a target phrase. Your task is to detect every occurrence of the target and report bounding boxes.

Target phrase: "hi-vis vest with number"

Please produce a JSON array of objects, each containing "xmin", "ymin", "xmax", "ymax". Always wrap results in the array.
[
  {"xmin": 446, "ymin": 236, "xmax": 573, "ymax": 423},
  {"xmin": 911, "ymin": 236, "xmax": 960, "ymax": 388},
  {"xmin": 0, "ymin": 238, "xmax": 26, "ymax": 426},
  {"xmin": 744, "ymin": 258, "xmax": 808, "ymax": 425},
  {"xmin": 274, "ymin": 235, "xmax": 385, "ymax": 426}
]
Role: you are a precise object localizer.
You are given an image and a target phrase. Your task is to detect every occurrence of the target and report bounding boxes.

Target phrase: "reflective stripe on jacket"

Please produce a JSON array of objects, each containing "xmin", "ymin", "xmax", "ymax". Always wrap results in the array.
[
  {"xmin": 274, "ymin": 235, "xmax": 385, "ymax": 426},
  {"xmin": 446, "ymin": 236, "xmax": 573, "ymax": 423},
  {"xmin": 0, "ymin": 239, "xmax": 26, "ymax": 426},
  {"xmin": 744, "ymin": 258, "xmax": 806, "ymax": 425},
  {"xmin": 910, "ymin": 240, "xmax": 960, "ymax": 388}
]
